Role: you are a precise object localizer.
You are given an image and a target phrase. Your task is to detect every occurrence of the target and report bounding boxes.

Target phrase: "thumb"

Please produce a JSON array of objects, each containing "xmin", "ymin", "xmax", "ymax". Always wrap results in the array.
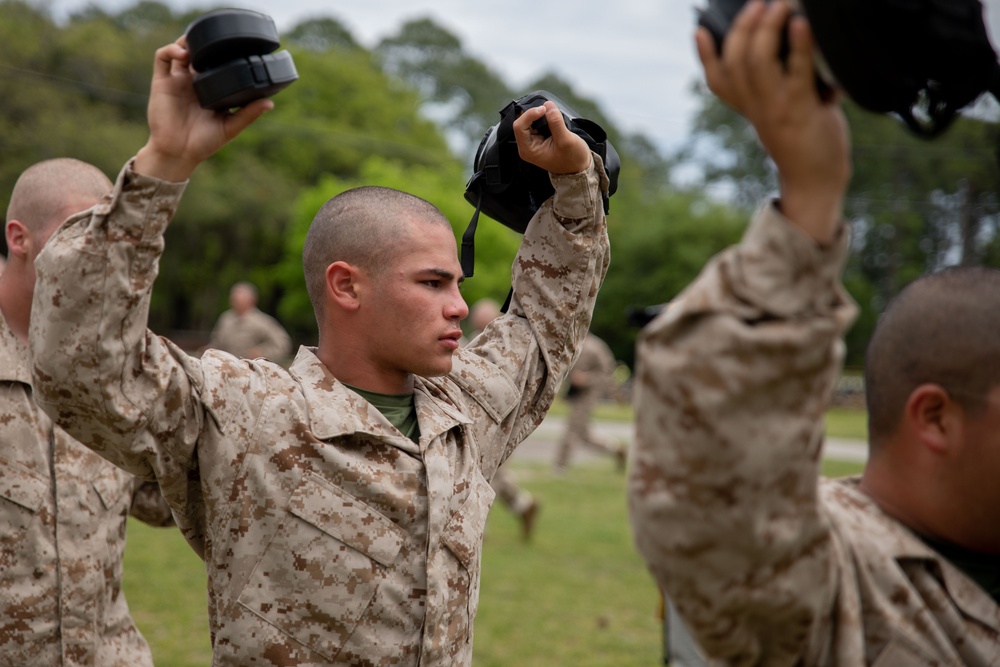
[
  {"xmin": 223, "ymin": 98, "xmax": 274, "ymax": 141},
  {"xmin": 543, "ymin": 101, "xmax": 570, "ymax": 137}
]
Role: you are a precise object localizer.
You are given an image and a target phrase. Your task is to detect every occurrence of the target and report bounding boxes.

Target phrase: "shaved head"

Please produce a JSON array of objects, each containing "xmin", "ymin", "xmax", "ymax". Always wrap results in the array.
[
  {"xmin": 865, "ymin": 266, "xmax": 1000, "ymax": 449},
  {"xmin": 302, "ymin": 185, "xmax": 452, "ymax": 317},
  {"xmin": 7, "ymin": 158, "xmax": 111, "ymax": 237}
]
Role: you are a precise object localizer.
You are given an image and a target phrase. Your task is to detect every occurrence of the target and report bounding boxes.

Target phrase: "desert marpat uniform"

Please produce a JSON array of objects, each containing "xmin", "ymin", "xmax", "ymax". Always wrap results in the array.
[
  {"xmin": 628, "ymin": 205, "xmax": 1000, "ymax": 665},
  {"xmin": 554, "ymin": 332, "xmax": 618, "ymax": 470},
  {"xmin": 30, "ymin": 155, "xmax": 610, "ymax": 666},
  {"xmin": 0, "ymin": 315, "xmax": 173, "ymax": 667},
  {"xmin": 209, "ymin": 307, "xmax": 292, "ymax": 362}
]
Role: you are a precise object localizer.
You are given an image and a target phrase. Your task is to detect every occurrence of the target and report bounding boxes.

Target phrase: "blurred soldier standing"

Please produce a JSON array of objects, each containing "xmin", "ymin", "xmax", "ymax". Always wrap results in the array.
[
  {"xmin": 0, "ymin": 158, "xmax": 173, "ymax": 667},
  {"xmin": 209, "ymin": 281, "xmax": 292, "ymax": 363},
  {"xmin": 554, "ymin": 332, "xmax": 626, "ymax": 474}
]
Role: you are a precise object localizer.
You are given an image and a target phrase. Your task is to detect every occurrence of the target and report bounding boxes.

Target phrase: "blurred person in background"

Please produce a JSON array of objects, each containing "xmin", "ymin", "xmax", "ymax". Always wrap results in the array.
[
  {"xmin": 554, "ymin": 331, "xmax": 626, "ymax": 474},
  {"xmin": 209, "ymin": 280, "xmax": 292, "ymax": 363}
]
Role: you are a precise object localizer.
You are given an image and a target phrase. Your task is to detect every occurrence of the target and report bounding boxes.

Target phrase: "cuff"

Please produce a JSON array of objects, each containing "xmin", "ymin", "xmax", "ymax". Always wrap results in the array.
[{"xmin": 732, "ymin": 200, "xmax": 850, "ymax": 318}]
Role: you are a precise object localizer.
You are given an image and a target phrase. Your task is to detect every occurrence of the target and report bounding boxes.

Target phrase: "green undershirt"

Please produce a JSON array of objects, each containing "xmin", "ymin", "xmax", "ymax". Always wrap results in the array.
[{"xmin": 345, "ymin": 384, "xmax": 420, "ymax": 444}]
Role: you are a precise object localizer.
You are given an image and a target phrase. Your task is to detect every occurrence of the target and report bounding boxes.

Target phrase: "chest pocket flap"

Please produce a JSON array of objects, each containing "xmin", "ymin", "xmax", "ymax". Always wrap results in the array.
[
  {"xmin": 440, "ymin": 473, "xmax": 495, "ymax": 568},
  {"xmin": 288, "ymin": 473, "xmax": 405, "ymax": 567},
  {"xmin": 0, "ymin": 460, "xmax": 46, "ymax": 513}
]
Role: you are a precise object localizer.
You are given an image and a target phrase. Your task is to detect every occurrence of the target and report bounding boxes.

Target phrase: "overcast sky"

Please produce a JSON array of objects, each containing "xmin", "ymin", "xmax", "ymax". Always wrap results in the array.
[
  {"xmin": 43, "ymin": 0, "xmax": 1000, "ymax": 157},
  {"xmin": 45, "ymin": 0, "xmax": 706, "ymax": 155}
]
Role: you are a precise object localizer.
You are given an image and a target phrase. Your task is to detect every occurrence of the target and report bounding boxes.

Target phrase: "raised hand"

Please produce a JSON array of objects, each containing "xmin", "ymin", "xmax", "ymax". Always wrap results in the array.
[
  {"xmin": 513, "ymin": 101, "xmax": 593, "ymax": 176},
  {"xmin": 135, "ymin": 37, "xmax": 273, "ymax": 183}
]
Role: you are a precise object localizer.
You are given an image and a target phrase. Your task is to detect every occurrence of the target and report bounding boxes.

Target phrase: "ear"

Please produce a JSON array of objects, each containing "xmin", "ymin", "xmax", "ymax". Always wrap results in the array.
[
  {"xmin": 325, "ymin": 261, "xmax": 362, "ymax": 312},
  {"xmin": 5, "ymin": 220, "xmax": 30, "ymax": 259},
  {"xmin": 904, "ymin": 383, "xmax": 962, "ymax": 456}
]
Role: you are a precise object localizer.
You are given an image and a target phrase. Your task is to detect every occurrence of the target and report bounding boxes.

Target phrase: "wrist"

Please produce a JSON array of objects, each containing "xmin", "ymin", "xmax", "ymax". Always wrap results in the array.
[
  {"xmin": 776, "ymin": 187, "xmax": 845, "ymax": 247},
  {"xmin": 134, "ymin": 143, "xmax": 198, "ymax": 183}
]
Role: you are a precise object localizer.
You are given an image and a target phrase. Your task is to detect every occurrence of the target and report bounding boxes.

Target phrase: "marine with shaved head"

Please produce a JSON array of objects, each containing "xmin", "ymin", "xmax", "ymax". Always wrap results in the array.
[
  {"xmin": 0, "ymin": 158, "xmax": 173, "ymax": 667},
  {"xmin": 628, "ymin": 2, "xmax": 1000, "ymax": 664},
  {"xmin": 29, "ymin": 32, "xmax": 610, "ymax": 667}
]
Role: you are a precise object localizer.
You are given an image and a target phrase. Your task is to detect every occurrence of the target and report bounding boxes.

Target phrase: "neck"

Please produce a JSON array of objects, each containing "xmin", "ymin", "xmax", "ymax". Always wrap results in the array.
[
  {"xmin": 316, "ymin": 340, "xmax": 414, "ymax": 395},
  {"xmin": 862, "ymin": 457, "xmax": 1000, "ymax": 555},
  {"xmin": 0, "ymin": 273, "xmax": 30, "ymax": 342}
]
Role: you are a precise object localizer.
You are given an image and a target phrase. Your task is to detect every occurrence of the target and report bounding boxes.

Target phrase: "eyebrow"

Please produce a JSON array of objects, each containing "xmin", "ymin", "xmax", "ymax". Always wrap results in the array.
[{"xmin": 422, "ymin": 268, "xmax": 464, "ymax": 285}]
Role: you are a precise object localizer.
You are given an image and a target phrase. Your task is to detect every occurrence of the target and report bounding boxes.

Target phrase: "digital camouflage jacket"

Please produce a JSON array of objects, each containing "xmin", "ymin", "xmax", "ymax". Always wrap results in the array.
[
  {"xmin": 629, "ymin": 205, "xmax": 1000, "ymax": 665},
  {"xmin": 0, "ymin": 315, "xmax": 173, "ymax": 667},
  {"xmin": 30, "ymin": 156, "xmax": 610, "ymax": 666}
]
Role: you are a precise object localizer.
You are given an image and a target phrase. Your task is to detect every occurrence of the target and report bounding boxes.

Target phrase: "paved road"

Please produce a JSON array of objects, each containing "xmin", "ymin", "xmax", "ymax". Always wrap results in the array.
[{"xmin": 512, "ymin": 414, "xmax": 867, "ymax": 465}]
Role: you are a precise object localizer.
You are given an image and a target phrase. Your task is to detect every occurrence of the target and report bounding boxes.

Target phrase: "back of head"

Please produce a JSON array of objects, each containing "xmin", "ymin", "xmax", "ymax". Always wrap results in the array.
[
  {"xmin": 7, "ymin": 158, "xmax": 111, "ymax": 237},
  {"xmin": 302, "ymin": 185, "xmax": 450, "ymax": 317},
  {"xmin": 865, "ymin": 266, "xmax": 1000, "ymax": 448}
]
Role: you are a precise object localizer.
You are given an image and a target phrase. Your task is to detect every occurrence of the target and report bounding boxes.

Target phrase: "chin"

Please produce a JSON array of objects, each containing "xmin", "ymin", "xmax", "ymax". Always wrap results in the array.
[{"xmin": 421, "ymin": 356, "xmax": 455, "ymax": 378}]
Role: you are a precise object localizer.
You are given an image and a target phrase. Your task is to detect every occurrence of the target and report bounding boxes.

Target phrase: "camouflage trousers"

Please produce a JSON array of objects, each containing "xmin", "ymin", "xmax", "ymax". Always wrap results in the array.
[{"xmin": 554, "ymin": 390, "xmax": 620, "ymax": 471}]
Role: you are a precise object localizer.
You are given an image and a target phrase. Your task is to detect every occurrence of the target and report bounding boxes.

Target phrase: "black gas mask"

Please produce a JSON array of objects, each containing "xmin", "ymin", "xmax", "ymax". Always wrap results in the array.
[
  {"xmin": 697, "ymin": 0, "xmax": 1000, "ymax": 138},
  {"xmin": 185, "ymin": 9, "xmax": 299, "ymax": 111},
  {"xmin": 461, "ymin": 90, "xmax": 620, "ymax": 278}
]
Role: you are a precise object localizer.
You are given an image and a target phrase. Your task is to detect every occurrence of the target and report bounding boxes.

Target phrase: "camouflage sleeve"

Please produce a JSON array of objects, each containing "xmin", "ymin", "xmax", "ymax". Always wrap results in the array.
[
  {"xmin": 129, "ymin": 479, "xmax": 176, "ymax": 527},
  {"xmin": 30, "ymin": 160, "xmax": 211, "ymax": 492},
  {"xmin": 463, "ymin": 154, "xmax": 610, "ymax": 472},
  {"xmin": 628, "ymin": 203, "xmax": 858, "ymax": 662}
]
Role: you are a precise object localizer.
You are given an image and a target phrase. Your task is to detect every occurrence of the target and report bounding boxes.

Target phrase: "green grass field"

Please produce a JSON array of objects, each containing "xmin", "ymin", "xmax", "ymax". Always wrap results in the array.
[
  {"xmin": 549, "ymin": 400, "xmax": 869, "ymax": 443},
  {"xmin": 122, "ymin": 413, "xmax": 866, "ymax": 667}
]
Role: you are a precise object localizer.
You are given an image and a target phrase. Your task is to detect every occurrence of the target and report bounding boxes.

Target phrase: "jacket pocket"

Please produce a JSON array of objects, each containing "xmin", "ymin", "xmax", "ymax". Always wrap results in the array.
[
  {"xmin": 439, "ymin": 472, "xmax": 495, "ymax": 642},
  {"xmin": 0, "ymin": 461, "xmax": 47, "ymax": 562},
  {"xmin": 237, "ymin": 472, "xmax": 405, "ymax": 661},
  {"xmin": 0, "ymin": 460, "xmax": 46, "ymax": 516},
  {"xmin": 91, "ymin": 463, "xmax": 131, "ymax": 512}
]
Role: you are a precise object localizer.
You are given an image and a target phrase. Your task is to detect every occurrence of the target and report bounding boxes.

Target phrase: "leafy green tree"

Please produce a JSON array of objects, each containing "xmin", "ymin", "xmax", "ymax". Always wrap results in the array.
[
  {"xmin": 682, "ymin": 84, "xmax": 1000, "ymax": 366},
  {"xmin": 593, "ymin": 190, "xmax": 745, "ymax": 367},
  {"xmin": 285, "ymin": 16, "xmax": 361, "ymax": 53},
  {"xmin": 375, "ymin": 17, "xmax": 513, "ymax": 153}
]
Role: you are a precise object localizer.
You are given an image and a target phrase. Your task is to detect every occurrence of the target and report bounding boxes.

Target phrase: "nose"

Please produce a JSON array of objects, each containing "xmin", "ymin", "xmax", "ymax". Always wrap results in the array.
[{"xmin": 447, "ymin": 289, "xmax": 469, "ymax": 321}]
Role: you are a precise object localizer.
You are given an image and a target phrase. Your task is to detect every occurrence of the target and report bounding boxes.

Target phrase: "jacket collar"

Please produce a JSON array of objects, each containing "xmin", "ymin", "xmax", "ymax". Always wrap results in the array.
[
  {"xmin": 287, "ymin": 347, "xmax": 471, "ymax": 453},
  {"xmin": 828, "ymin": 477, "xmax": 1000, "ymax": 630},
  {"xmin": 0, "ymin": 315, "xmax": 30, "ymax": 385}
]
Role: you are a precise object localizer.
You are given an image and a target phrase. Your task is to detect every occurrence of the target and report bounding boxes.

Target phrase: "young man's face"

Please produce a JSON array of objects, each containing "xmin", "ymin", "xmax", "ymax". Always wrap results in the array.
[{"xmin": 362, "ymin": 219, "xmax": 469, "ymax": 383}]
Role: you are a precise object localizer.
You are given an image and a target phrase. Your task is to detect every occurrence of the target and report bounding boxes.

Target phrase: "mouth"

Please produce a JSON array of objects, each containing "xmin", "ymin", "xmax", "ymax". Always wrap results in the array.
[{"xmin": 440, "ymin": 330, "xmax": 463, "ymax": 350}]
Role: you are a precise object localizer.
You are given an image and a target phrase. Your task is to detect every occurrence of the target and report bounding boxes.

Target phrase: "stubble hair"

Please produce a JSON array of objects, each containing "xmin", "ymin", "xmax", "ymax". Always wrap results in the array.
[
  {"xmin": 865, "ymin": 265, "xmax": 1000, "ymax": 451},
  {"xmin": 302, "ymin": 185, "xmax": 451, "ymax": 318}
]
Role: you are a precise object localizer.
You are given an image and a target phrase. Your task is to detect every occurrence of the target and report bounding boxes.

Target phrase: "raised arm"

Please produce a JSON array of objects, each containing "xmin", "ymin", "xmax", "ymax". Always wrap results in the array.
[
  {"xmin": 458, "ymin": 101, "xmax": 611, "ymax": 470},
  {"xmin": 29, "ymin": 38, "xmax": 270, "ymax": 519},
  {"xmin": 628, "ymin": 2, "xmax": 858, "ymax": 662}
]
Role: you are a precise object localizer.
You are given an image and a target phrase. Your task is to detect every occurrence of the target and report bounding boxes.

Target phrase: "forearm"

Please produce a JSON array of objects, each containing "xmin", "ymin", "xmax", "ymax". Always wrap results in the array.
[
  {"xmin": 629, "ymin": 203, "xmax": 857, "ymax": 658},
  {"xmin": 507, "ymin": 155, "xmax": 610, "ymax": 425},
  {"xmin": 30, "ymin": 159, "xmax": 192, "ymax": 476}
]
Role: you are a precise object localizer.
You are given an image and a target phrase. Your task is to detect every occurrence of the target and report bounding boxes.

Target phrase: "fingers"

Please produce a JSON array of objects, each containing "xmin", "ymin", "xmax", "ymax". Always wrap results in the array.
[
  {"xmin": 752, "ymin": 0, "xmax": 791, "ymax": 64},
  {"xmin": 512, "ymin": 103, "xmax": 547, "ymax": 138},
  {"xmin": 785, "ymin": 15, "xmax": 818, "ymax": 99},
  {"xmin": 151, "ymin": 41, "xmax": 187, "ymax": 80},
  {"xmin": 542, "ymin": 101, "xmax": 569, "ymax": 137},
  {"xmin": 695, "ymin": 27, "xmax": 722, "ymax": 88}
]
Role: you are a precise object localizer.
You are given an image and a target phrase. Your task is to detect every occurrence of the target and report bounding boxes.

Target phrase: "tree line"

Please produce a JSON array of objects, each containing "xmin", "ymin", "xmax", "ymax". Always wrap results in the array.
[{"xmin": 2, "ymin": 0, "xmax": 997, "ymax": 370}]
